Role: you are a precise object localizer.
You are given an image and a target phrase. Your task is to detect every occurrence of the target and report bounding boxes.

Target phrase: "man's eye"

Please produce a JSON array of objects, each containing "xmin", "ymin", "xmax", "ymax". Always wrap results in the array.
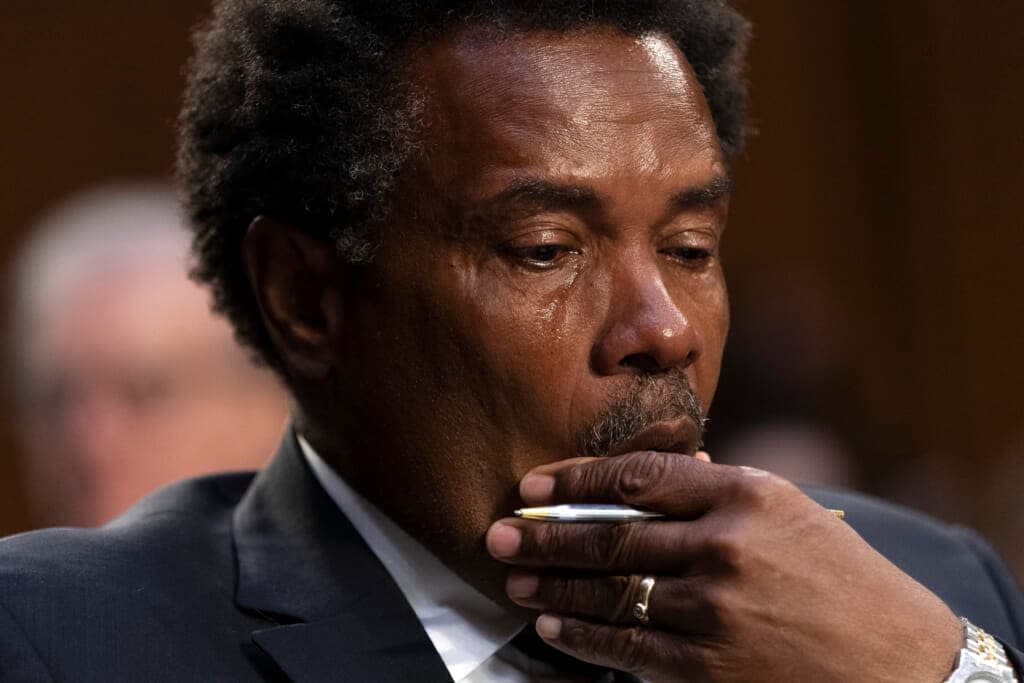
[
  {"xmin": 507, "ymin": 244, "xmax": 578, "ymax": 268},
  {"xmin": 664, "ymin": 247, "xmax": 713, "ymax": 265},
  {"xmin": 524, "ymin": 245, "xmax": 567, "ymax": 261}
]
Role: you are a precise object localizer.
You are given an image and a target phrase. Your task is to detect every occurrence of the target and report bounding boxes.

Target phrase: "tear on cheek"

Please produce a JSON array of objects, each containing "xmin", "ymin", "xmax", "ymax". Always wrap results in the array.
[{"xmin": 538, "ymin": 300, "xmax": 558, "ymax": 322}]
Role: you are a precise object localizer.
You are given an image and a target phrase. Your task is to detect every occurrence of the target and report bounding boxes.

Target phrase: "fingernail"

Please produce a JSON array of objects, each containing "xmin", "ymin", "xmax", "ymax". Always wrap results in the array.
[
  {"xmin": 536, "ymin": 614, "xmax": 562, "ymax": 640},
  {"xmin": 506, "ymin": 572, "xmax": 539, "ymax": 600},
  {"xmin": 520, "ymin": 474, "xmax": 555, "ymax": 503},
  {"xmin": 486, "ymin": 523, "xmax": 522, "ymax": 558}
]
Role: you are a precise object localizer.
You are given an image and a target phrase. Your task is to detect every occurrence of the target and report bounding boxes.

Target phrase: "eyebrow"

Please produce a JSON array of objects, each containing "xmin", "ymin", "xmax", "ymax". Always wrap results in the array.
[
  {"xmin": 671, "ymin": 174, "xmax": 734, "ymax": 210},
  {"xmin": 487, "ymin": 178, "xmax": 601, "ymax": 214},
  {"xmin": 481, "ymin": 173, "xmax": 733, "ymax": 217}
]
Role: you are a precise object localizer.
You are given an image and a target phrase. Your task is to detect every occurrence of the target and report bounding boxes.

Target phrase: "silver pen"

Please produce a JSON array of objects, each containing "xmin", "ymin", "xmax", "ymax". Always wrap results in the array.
[
  {"xmin": 514, "ymin": 504, "xmax": 665, "ymax": 522},
  {"xmin": 514, "ymin": 504, "xmax": 846, "ymax": 522}
]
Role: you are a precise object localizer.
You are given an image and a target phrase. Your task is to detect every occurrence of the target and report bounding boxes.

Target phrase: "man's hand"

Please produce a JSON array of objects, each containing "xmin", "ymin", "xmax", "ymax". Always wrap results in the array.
[{"xmin": 485, "ymin": 452, "xmax": 962, "ymax": 682}]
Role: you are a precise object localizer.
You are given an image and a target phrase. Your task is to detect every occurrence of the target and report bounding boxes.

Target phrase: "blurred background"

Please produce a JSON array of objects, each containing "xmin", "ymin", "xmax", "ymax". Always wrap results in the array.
[{"xmin": 0, "ymin": 2, "xmax": 1020, "ymax": 577}]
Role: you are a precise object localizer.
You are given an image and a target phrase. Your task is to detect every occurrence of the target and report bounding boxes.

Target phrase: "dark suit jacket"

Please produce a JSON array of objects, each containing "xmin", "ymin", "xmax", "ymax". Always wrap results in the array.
[{"xmin": 1, "ymin": 433, "xmax": 1022, "ymax": 681}]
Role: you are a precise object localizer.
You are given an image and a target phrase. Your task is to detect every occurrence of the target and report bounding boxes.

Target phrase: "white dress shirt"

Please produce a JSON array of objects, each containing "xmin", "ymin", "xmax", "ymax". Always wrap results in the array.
[{"xmin": 299, "ymin": 436, "xmax": 610, "ymax": 682}]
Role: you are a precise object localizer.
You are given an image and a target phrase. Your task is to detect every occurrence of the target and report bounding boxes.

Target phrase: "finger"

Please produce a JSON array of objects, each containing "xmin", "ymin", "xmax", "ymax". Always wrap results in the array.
[
  {"xmin": 507, "ymin": 571, "xmax": 719, "ymax": 634},
  {"xmin": 533, "ymin": 613, "xmax": 704, "ymax": 681},
  {"xmin": 487, "ymin": 517, "xmax": 702, "ymax": 573},
  {"xmin": 523, "ymin": 451, "xmax": 796, "ymax": 521},
  {"xmin": 519, "ymin": 453, "xmax": 713, "ymax": 507},
  {"xmin": 519, "ymin": 457, "xmax": 599, "ymax": 503},
  {"xmin": 522, "ymin": 450, "xmax": 733, "ymax": 514}
]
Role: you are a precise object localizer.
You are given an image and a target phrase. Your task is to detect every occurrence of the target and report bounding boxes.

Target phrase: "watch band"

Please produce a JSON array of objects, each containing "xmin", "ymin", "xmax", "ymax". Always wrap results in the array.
[{"xmin": 944, "ymin": 617, "xmax": 1018, "ymax": 683}]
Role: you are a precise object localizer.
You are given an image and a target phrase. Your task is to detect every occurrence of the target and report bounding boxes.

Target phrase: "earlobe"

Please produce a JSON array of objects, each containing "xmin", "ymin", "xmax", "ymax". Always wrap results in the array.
[{"xmin": 242, "ymin": 216, "xmax": 341, "ymax": 380}]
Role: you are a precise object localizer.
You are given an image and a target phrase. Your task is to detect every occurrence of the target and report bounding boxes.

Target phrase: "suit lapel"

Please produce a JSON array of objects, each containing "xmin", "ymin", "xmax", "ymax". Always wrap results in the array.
[
  {"xmin": 233, "ymin": 432, "xmax": 452, "ymax": 682},
  {"xmin": 250, "ymin": 611, "xmax": 450, "ymax": 683}
]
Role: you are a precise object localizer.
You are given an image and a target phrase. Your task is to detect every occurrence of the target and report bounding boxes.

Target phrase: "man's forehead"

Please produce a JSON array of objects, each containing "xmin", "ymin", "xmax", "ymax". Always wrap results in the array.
[
  {"xmin": 406, "ymin": 26, "xmax": 721, "ymax": 195},
  {"xmin": 412, "ymin": 26, "xmax": 704, "ymax": 114}
]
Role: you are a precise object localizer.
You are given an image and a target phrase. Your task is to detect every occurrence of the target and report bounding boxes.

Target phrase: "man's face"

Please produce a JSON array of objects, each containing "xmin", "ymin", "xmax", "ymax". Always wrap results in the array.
[{"xmin": 327, "ymin": 27, "xmax": 729, "ymax": 583}]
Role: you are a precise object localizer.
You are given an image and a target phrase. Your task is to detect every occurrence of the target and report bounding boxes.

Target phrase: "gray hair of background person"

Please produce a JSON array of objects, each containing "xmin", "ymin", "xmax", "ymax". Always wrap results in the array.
[
  {"xmin": 6, "ymin": 181, "xmax": 287, "ymax": 528},
  {"xmin": 7, "ymin": 183, "xmax": 197, "ymax": 399}
]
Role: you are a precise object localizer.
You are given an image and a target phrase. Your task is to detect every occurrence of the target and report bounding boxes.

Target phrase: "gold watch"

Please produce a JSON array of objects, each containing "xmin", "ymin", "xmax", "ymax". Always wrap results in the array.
[{"xmin": 943, "ymin": 618, "xmax": 1018, "ymax": 683}]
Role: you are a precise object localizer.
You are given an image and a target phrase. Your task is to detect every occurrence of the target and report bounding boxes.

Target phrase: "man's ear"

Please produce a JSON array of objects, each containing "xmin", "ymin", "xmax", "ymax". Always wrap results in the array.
[{"xmin": 242, "ymin": 216, "xmax": 342, "ymax": 381}]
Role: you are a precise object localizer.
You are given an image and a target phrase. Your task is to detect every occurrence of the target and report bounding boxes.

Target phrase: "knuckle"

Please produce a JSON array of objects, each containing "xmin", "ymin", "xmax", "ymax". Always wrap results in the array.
[
  {"xmin": 533, "ymin": 522, "xmax": 573, "ymax": 559},
  {"xmin": 582, "ymin": 522, "xmax": 637, "ymax": 568},
  {"xmin": 614, "ymin": 451, "xmax": 671, "ymax": 500},
  {"xmin": 704, "ymin": 527, "xmax": 746, "ymax": 570},
  {"xmin": 610, "ymin": 627, "xmax": 652, "ymax": 672},
  {"xmin": 698, "ymin": 584, "xmax": 738, "ymax": 627},
  {"xmin": 581, "ymin": 523, "xmax": 620, "ymax": 566},
  {"xmin": 763, "ymin": 471, "xmax": 799, "ymax": 499},
  {"xmin": 562, "ymin": 462, "xmax": 594, "ymax": 498},
  {"xmin": 727, "ymin": 468, "xmax": 790, "ymax": 511},
  {"xmin": 690, "ymin": 637, "xmax": 739, "ymax": 680},
  {"xmin": 545, "ymin": 576, "xmax": 593, "ymax": 613},
  {"xmin": 606, "ymin": 575, "xmax": 635, "ymax": 621},
  {"xmin": 729, "ymin": 475, "xmax": 766, "ymax": 508},
  {"xmin": 543, "ymin": 575, "xmax": 574, "ymax": 609},
  {"xmin": 559, "ymin": 618, "xmax": 591, "ymax": 650}
]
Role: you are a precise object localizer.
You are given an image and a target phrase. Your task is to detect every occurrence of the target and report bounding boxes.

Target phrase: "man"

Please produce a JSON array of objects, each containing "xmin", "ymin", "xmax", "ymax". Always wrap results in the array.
[
  {"xmin": 1, "ymin": 2, "xmax": 1022, "ymax": 681},
  {"xmin": 7, "ymin": 183, "xmax": 288, "ymax": 526}
]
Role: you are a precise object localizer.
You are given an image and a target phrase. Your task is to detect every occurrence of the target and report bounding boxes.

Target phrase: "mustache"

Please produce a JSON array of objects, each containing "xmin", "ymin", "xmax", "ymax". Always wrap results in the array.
[{"xmin": 579, "ymin": 369, "xmax": 706, "ymax": 457}]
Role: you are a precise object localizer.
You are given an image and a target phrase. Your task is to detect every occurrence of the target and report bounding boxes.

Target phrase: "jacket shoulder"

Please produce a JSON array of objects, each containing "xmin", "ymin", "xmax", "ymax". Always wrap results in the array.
[
  {"xmin": 0, "ymin": 471, "xmax": 261, "ymax": 682},
  {"xmin": 0, "ymin": 470, "xmax": 253, "ymax": 580}
]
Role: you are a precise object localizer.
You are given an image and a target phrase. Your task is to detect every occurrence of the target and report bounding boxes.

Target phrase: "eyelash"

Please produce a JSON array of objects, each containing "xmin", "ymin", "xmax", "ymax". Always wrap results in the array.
[
  {"xmin": 501, "ymin": 241, "xmax": 715, "ymax": 271},
  {"xmin": 662, "ymin": 246, "xmax": 714, "ymax": 265},
  {"xmin": 506, "ymin": 244, "xmax": 580, "ymax": 269}
]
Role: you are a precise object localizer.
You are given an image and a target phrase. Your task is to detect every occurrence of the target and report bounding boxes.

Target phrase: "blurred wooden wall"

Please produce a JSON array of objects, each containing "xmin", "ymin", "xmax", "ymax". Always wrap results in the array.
[
  {"xmin": 1, "ymin": 2, "xmax": 1021, "ymax": 572},
  {"xmin": 724, "ymin": 0, "xmax": 1024, "ymax": 568}
]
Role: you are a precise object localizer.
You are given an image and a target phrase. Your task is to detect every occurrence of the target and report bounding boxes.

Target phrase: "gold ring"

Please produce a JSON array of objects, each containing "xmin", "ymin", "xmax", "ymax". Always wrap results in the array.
[
  {"xmin": 829, "ymin": 509, "xmax": 845, "ymax": 520},
  {"xmin": 632, "ymin": 576, "xmax": 656, "ymax": 625}
]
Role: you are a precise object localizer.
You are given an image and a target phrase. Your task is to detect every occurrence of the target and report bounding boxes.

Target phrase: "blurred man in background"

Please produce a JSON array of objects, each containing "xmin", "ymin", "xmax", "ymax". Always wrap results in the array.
[{"xmin": 7, "ymin": 183, "xmax": 288, "ymax": 527}]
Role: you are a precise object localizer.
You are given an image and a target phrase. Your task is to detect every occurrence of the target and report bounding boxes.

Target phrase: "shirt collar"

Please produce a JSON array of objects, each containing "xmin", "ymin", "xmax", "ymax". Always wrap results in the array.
[{"xmin": 297, "ymin": 434, "xmax": 525, "ymax": 681}]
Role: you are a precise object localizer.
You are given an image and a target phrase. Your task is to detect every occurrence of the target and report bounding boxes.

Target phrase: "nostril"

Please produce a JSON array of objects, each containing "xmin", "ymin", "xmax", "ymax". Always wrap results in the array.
[{"xmin": 619, "ymin": 353, "xmax": 662, "ymax": 373}]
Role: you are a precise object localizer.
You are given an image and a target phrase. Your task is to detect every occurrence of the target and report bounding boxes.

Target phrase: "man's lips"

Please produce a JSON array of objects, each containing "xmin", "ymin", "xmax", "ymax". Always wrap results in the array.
[{"xmin": 604, "ymin": 416, "xmax": 701, "ymax": 458}]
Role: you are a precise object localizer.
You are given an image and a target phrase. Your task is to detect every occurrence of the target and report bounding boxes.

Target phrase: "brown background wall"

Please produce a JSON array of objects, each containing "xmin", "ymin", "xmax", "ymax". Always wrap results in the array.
[
  {"xmin": 723, "ymin": 0, "xmax": 1024, "ymax": 568},
  {"xmin": 1, "ymin": 3, "xmax": 1021, "ymax": 573}
]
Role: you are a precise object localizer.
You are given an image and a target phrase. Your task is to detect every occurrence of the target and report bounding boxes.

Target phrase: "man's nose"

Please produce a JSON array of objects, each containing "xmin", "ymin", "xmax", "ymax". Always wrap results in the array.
[{"xmin": 590, "ymin": 262, "xmax": 700, "ymax": 375}]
